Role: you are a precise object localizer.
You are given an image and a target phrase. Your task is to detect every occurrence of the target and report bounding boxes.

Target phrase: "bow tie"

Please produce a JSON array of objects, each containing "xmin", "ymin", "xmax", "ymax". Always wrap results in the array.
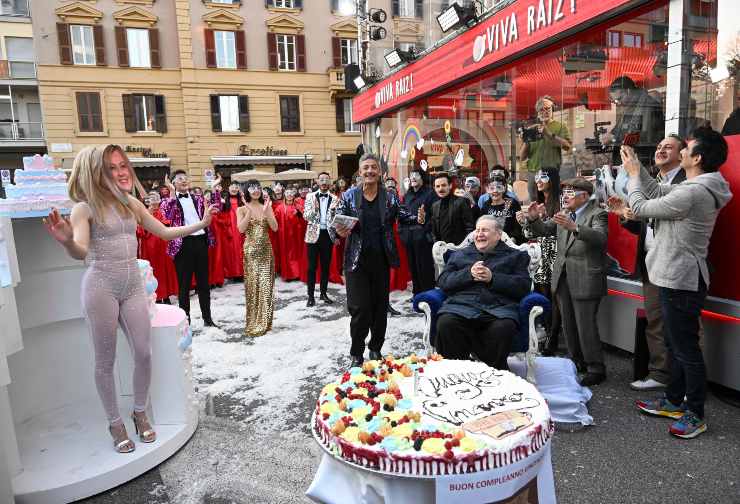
[
  {"xmin": 178, "ymin": 193, "xmax": 189, "ymax": 199},
  {"xmin": 318, "ymin": 193, "xmax": 329, "ymax": 199}
]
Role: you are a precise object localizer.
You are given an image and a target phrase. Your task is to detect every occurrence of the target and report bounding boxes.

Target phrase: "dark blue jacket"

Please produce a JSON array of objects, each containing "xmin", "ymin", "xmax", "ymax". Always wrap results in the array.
[
  {"xmin": 337, "ymin": 186, "xmax": 400, "ymax": 273},
  {"xmin": 398, "ymin": 185, "xmax": 436, "ymax": 241},
  {"xmin": 437, "ymin": 241, "xmax": 531, "ymax": 323}
]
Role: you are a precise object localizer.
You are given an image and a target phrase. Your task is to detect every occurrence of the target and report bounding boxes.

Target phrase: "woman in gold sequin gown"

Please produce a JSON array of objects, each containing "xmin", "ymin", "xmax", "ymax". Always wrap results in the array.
[{"xmin": 237, "ymin": 180, "xmax": 278, "ymax": 336}]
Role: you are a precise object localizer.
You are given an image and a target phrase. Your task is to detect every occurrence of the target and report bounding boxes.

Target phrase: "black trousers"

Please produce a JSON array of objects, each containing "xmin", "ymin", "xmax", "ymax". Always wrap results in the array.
[
  {"xmin": 174, "ymin": 235, "xmax": 211, "ymax": 321},
  {"xmin": 401, "ymin": 229, "xmax": 435, "ymax": 294},
  {"xmin": 436, "ymin": 313, "xmax": 517, "ymax": 370},
  {"xmin": 346, "ymin": 250, "xmax": 390, "ymax": 357},
  {"xmin": 307, "ymin": 230, "xmax": 333, "ymax": 298}
]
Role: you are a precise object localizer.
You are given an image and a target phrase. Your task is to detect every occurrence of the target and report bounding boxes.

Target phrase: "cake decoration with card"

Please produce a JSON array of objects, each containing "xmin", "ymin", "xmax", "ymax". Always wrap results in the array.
[
  {"xmin": 0, "ymin": 154, "xmax": 72, "ymax": 218},
  {"xmin": 313, "ymin": 355, "xmax": 553, "ymax": 477}
]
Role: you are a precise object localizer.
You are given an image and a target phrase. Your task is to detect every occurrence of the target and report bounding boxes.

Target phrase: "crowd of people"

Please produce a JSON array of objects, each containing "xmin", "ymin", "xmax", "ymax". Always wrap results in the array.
[{"xmin": 41, "ymin": 121, "xmax": 731, "ymax": 452}]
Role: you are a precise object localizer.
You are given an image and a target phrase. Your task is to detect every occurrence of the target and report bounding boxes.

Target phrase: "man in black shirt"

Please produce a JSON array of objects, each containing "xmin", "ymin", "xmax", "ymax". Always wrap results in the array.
[
  {"xmin": 399, "ymin": 170, "xmax": 437, "ymax": 294},
  {"xmin": 335, "ymin": 154, "xmax": 400, "ymax": 368},
  {"xmin": 426, "ymin": 172, "xmax": 475, "ymax": 245}
]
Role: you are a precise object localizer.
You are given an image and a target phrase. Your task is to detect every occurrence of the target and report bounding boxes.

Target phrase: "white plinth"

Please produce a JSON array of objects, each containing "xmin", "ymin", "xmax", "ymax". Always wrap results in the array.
[{"xmin": 0, "ymin": 218, "xmax": 198, "ymax": 504}]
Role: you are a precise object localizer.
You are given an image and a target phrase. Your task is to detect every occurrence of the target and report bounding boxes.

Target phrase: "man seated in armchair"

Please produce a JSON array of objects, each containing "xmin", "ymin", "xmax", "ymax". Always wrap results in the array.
[{"xmin": 435, "ymin": 215, "xmax": 532, "ymax": 370}]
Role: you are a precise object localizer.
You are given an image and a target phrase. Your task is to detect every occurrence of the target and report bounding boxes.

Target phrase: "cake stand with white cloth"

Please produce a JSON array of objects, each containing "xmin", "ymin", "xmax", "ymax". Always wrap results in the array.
[{"xmin": 0, "ymin": 216, "xmax": 198, "ymax": 504}]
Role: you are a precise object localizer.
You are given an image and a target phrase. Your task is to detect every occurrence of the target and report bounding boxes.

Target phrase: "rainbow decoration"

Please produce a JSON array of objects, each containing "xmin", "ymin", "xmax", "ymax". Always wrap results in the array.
[{"xmin": 401, "ymin": 124, "xmax": 422, "ymax": 154}]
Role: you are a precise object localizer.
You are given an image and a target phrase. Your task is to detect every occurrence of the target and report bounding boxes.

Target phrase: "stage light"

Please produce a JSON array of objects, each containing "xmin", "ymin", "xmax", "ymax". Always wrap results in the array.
[
  {"xmin": 437, "ymin": 2, "xmax": 478, "ymax": 33},
  {"xmin": 370, "ymin": 26, "xmax": 387, "ymax": 41},
  {"xmin": 384, "ymin": 48, "xmax": 414, "ymax": 68},
  {"xmin": 353, "ymin": 75, "xmax": 366, "ymax": 89},
  {"xmin": 369, "ymin": 8, "xmax": 387, "ymax": 23}
]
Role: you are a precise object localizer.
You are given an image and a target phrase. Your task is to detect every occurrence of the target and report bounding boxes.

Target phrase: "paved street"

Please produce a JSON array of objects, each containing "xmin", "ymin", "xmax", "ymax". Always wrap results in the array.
[{"xmin": 79, "ymin": 280, "xmax": 740, "ymax": 504}]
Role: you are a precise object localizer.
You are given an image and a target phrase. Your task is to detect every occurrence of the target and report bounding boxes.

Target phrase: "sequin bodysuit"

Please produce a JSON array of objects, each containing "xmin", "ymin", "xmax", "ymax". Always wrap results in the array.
[
  {"xmin": 243, "ymin": 216, "xmax": 275, "ymax": 336},
  {"xmin": 81, "ymin": 203, "xmax": 152, "ymax": 425}
]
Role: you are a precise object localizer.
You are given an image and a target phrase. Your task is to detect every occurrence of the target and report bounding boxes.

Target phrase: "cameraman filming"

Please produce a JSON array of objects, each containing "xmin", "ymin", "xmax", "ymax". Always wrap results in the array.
[{"xmin": 518, "ymin": 96, "xmax": 572, "ymax": 203}]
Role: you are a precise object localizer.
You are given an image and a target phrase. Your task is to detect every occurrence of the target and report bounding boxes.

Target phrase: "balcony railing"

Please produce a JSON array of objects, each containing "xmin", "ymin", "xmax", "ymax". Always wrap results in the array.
[
  {"xmin": 0, "ymin": 122, "xmax": 44, "ymax": 141},
  {"xmin": 329, "ymin": 68, "xmax": 345, "ymax": 91},
  {"xmin": 0, "ymin": 0, "xmax": 30, "ymax": 17},
  {"xmin": 0, "ymin": 60, "xmax": 36, "ymax": 79}
]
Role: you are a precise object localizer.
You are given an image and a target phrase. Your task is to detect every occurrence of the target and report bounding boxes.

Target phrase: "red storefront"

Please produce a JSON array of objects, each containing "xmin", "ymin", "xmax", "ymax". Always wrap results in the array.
[{"xmin": 354, "ymin": 0, "xmax": 740, "ymax": 390}]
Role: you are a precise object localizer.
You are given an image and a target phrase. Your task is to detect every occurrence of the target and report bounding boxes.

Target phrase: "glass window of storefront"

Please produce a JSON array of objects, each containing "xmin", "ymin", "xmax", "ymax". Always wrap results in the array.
[{"xmin": 368, "ymin": 1, "xmax": 738, "ymax": 198}]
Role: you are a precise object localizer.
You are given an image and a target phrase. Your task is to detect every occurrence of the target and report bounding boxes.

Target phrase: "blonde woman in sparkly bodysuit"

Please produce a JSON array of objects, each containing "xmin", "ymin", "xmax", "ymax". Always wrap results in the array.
[
  {"xmin": 237, "ymin": 179, "xmax": 278, "ymax": 336},
  {"xmin": 44, "ymin": 145, "xmax": 216, "ymax": 453}
]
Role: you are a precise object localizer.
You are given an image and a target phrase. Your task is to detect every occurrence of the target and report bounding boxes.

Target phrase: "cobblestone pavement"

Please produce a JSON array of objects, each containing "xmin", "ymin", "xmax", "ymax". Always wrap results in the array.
[{"xmin": 78, "ymin": 280, "xmax": 740, "ymax": 504}]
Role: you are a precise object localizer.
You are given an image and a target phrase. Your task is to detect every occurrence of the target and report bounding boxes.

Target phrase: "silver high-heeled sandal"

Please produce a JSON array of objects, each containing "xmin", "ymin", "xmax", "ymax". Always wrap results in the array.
[
  {"xmin": 132, "ymin": 412, "xmax": 157, "ymax": 443},
  {"xmin": 109, "ymin": 423, "xmax": 135, "ymax": 453}
]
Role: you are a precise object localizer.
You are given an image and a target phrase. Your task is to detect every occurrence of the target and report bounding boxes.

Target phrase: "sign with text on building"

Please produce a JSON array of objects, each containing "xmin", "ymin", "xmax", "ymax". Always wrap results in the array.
[{"xmin": 354, "ymin": 0, "xmax": 650, "ymax": 122}]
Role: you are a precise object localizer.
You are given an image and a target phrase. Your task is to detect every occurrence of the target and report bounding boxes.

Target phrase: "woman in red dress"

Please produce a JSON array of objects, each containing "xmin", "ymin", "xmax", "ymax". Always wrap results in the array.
[
  {"xmin": 204, "ymin": 187, "xmax": 226, "ymax": 288},
  {"xmin": 223, "ymin": 182, "xmax": 245, "ymax": 279},
  {"xmin": 136, "ymin": 191, "xmax": 178, "ymax": 302},
  {"xmin": 274, "ymin": 187, "xmax": 307, "ymax": 281}
]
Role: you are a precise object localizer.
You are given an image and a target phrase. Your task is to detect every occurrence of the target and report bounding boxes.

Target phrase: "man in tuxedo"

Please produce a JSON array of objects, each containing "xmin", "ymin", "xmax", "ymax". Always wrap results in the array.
[
  {"xmin": 426, "ymin": 172, "xmax": 475, "ymax": 245},
  {"xmin": 526, "ymin": 177, "xmax": 609, "ymax": 386},
  {"xmin": 162, "ymin": 170, "xmax": 221, "ymax": 327},
  {"xmin": 303, "ymin": 172, "xmax": 339, "ymax": 307}
]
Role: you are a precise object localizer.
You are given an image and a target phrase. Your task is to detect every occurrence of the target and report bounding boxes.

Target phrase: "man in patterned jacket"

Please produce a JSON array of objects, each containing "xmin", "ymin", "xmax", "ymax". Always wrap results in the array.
[
  {"xmin": 303, "ymin": 172, "xmax": 340, "ymax": 307},
  {"xmin": 162, "ymin": 170, "xmax": 221, "ymax": 327}
]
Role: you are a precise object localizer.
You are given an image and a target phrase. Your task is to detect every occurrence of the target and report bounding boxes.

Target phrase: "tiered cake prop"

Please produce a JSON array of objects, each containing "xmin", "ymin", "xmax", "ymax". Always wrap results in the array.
[
  {"xmin": 0, "ymin": 154, "xmax": 72, "ymax": 217},
  {"xmin": 137, "ymin": 259, "xmax": 158, "ymax": 319},
  {"xmin": 314, "ymin": 355, "xmax": 553, "ymax": 476}
]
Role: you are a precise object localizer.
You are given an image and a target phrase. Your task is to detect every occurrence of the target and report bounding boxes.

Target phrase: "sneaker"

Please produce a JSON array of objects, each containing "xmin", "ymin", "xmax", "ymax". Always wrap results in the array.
[
  {"xmin": 669, "ymin": 411, "xmax": 707, "ymax": 439},
  {"xmin": 636, "ymin": 397, "xmax": 686, "ymax": 419},
  {"xmin": 630, "ymin": 378, "xmax": 667, "ymax": 391}
]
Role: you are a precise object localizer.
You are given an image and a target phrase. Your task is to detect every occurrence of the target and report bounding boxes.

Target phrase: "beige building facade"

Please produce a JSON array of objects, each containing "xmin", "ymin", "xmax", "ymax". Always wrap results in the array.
[{"xmin": 31, "ymin": 0, "xmax": 381, "ymax": 186}]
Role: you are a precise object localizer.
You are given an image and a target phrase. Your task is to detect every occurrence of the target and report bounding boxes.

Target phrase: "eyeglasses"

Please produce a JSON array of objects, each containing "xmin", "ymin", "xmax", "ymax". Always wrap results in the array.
[
  {"xmin": 318, "ymin": 177, "xmax": 331, "ymax": 183},
  {"xmin": 535, "ymin": 173, "xmax": 550, "ymax": 183},
  {"xmin": 247, "ymin": 185, "xmax": 262, "ymax": 192},
  {"xmin": 562, "ymin": 189, "xmax": 587, "ymax": 198}
]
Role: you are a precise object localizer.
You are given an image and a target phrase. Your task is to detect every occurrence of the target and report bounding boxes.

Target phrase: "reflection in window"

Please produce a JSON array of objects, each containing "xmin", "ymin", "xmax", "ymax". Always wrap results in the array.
[
  {"xmin": 71, "ymin": 25, "xmax": 95, "ymax": 66},
  {"xmin": 215, "ymin": 30, "xmax": 236, "ymax": 69}
]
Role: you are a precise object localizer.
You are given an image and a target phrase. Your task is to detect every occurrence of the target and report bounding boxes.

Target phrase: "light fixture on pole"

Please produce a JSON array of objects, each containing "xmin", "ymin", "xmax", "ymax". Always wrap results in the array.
[
  {"xmin": 370, "ymin": 26, "xmax": 387, "ymax": 41},
  {"xmin": 437, "ymin": 2, "xmax": 478, "ymax": 33},
  {"xmin": 369, "ymin": 8, "xmax": 387, "ymax": 23},
  {"xmin": 384, "ymin": 48, "xmax": 415, "ymax": 68}
]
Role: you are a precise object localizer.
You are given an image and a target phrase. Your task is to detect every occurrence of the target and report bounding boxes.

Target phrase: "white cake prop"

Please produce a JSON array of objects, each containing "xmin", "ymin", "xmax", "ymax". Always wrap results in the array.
[{"xmin": 0, "ymin": 155, "xmax": 72, "ymax": 217}]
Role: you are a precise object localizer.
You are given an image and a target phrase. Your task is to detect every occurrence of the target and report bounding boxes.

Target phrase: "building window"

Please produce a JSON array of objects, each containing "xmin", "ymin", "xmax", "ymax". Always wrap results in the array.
[
  {"xmin": 279, "ymin": 95, "xmax": 300, "ymax": 132},
  {"xmin": 5, "ymin": 37, "xmax": 35, "ymax": 78},
  {"xmin": 607, "ymin": 31, "xmax": 621, "ymax": 47},
  {"xmin": 399, "ymin": 0, "xmax": 415, "ymax": 17},
  {"xmin": 0, "ymin": 0, "xmax": 29, "ymax": 17},
  {"xmin": 71, "ymin": 25, "xmax": 96, "ymax": 65},
  {"xmin": 126, "ymin": 28, "xmax": 151, "ymax": 68},
  {"xmin": 340, "ymin": 38, "xmax": 358, "ymax": 65},
  {"xmin": 123, "ymin": 94, "xmax": 166, "ymax": 133},
  {"xmin": 397, "ymin": 42, "xmax": 420, "ymax": 53},
  {"xmin": 622, "ymin": 32, "xmax": 643, "ymax": 48},
  {"xmin": 211, "ymin": 0, "xmax": 239, "ymax": 3},
  {"xmin": 274, "ymin": 0, "xmax": 294, "ymax": 7},
  {"xmin": 277, "ymin": 34, "xmax": 296, "ymax": 71},
  {"xmin": 215, "ymin": 30, "xmax": 236, "ymax": 69},
  {"xmin": 211, "ymin": 94, "xmax": 249, "ymax": 132},
  {"xmin": 76, "ymin": 92, "xmax": 103, "ymax": 133},
  {"xmin": 343, "ymin": 98, "xmax": 358, "ymax": 132}
]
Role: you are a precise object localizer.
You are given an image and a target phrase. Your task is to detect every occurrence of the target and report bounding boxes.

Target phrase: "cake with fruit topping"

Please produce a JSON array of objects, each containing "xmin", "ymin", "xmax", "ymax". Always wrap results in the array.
[{"xmin": 313, "ymin": 355, "xmax": 553, "ymax": 476}]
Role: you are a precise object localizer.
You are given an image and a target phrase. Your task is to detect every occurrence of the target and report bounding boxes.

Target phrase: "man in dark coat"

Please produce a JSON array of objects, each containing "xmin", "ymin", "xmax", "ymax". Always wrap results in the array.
[
  {"xmin": 427, "ymin": 172, "xmax": 475, "ymax": 245},
  {"xmin": 435, "ymin": 216, "xmax": 531, "ymax": 370},
  {"xmin": 335, "ymin": 153, "xmax": 400, "ymax": 368},
  {"xmin": 398, "ymin": 170, "xmax": 437, "ymax": 294}
]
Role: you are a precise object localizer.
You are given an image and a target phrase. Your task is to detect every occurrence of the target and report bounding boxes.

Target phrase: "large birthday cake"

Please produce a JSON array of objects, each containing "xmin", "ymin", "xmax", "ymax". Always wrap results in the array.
[
  {"xmin": 313, "ymin": 355, "xmax": 553, "ymax": 476},
  {"xmin": 0, "ymin": 154, "xmax": 72, "ymax": 216}
]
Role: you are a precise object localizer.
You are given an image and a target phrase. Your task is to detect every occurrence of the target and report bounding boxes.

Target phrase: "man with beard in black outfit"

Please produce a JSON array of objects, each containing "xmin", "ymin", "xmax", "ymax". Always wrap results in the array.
[
  {"xmin": 427, "ymin": 172, "xmax": 475, "ymax": 245},
  {"xmin": 399, "ymin": 170, "xmax": 437, "ymax": 294}
]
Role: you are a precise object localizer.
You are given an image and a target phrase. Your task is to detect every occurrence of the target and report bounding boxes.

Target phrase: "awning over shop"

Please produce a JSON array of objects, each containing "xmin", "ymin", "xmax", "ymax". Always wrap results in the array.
[
  {"xmin": 211, "ymin": 155, "xmax": 314, "ymax": 166},
  {"xmin": 231, "ymin": 168, "xmax": 318, "ymax": 183},
  {"xmin": 129, "ymin": 157, "xmax": 171, "ymax": 167}
]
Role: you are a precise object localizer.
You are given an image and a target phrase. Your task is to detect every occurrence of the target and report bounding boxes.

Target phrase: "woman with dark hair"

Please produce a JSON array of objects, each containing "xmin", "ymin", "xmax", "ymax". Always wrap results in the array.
[
  {"xmin": 521, "ymin": 166, "xmax": 562, "ymax": 355},
  {"xmin": 222, "ymin": 182, "xmax": 245, "ymax": 279},
  {"xmin": 237, "ymin": 180, "xmax": 278, "ymax": 336}
]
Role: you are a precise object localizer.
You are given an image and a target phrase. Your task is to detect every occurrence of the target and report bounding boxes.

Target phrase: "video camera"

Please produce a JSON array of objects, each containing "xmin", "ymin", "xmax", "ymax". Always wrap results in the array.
[
  {"xmin": 585, "ymin": 121, "xmax": 612, "ymax": 153},
  {"xmin": 516, "ymin": 121, "xmax": 543, "ymax": 144}
]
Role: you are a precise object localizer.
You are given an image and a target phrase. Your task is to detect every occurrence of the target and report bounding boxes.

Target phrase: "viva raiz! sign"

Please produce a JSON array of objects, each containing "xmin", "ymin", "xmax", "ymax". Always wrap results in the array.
[{"xmin": 355, "ymin": 0, "xmax": 641, "ymax": 122}]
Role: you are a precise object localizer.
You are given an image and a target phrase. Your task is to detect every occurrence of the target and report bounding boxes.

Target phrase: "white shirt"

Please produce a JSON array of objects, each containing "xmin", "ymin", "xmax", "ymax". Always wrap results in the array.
[
  {"xmin": 644, "ymin": 166, "xmax": 681, "ymax": 251},
  {"xmin": 318, "ymin": 191, "xmax": 330, "ymax": 230},
  {"xmin": 177, "ymin": 192, "xmax": 205, "ymax": 236}
]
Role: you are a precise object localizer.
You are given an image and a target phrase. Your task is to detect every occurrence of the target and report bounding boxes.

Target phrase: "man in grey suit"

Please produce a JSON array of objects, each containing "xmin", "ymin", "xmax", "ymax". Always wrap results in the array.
[{"xmin": 526, "ymin": 178, "xmax": 609, "ymax": 386}]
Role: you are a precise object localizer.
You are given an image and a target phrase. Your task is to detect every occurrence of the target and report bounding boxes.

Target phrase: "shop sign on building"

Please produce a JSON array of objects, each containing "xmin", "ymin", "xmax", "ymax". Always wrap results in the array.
[
  {"xmin": 125, "ymin": 145, "xmax": 168, "ymax": 158},
  {"xmin": 237, "ymin": 145, "xmax": 289, "ymax": 156},
  {"xmin": 354, "ymin": 0, "xmax": 645, "ymax": 122}
]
